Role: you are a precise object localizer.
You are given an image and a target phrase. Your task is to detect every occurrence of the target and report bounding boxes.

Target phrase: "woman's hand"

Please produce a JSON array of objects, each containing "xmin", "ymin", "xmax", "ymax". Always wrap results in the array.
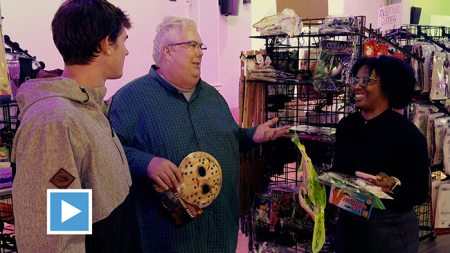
[{"xmin": 368, "ymin": 172, "xmax": 397, "ymax": 193}]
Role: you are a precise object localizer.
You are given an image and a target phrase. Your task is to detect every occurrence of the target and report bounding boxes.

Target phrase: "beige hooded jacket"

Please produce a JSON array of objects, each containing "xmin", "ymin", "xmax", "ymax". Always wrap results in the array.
[{"xmin": 12, "ymin": 77, "xmax": 132, "ymax": 253}]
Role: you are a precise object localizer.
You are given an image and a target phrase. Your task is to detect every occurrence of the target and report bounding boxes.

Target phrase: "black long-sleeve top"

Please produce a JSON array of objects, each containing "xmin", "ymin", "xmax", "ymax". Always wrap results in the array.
[{"xmin": 333, "ymin": 109, "xmax": 430, "ymax": 212}]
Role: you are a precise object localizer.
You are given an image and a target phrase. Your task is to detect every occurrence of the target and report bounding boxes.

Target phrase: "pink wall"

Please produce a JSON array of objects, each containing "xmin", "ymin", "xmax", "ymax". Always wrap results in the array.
[
  {"xmin": 4, "ymin": 0, "xmax": 402, "ymax": 119},
  {"xmin": 0, "ymin": 0, "xmax": 251, "ymax": 112},
  {"xmin": 343, "ymin": 0, "xmax": 389, "ymax": 27}
]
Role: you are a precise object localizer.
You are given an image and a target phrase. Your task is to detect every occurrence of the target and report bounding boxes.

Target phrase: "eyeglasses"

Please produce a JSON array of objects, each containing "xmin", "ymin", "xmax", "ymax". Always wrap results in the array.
[
  {"xmin": 168, "ymin": 41, "xmax": 207, "ymax": 51},
  {"xmin": 349, "ymin": 76, "xmax": 379, "ymax": 87}
]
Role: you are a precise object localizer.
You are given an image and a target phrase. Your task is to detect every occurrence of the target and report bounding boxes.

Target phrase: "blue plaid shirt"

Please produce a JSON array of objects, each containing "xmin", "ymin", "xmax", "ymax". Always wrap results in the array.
[{"xmin": 110, "ymin": 66, "xmax": 255, "ymax": 252}]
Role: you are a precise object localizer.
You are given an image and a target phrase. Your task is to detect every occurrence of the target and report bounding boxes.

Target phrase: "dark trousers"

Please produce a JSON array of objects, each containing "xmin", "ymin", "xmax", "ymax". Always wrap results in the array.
[
  {"xmin": 334, "ymin": 209, "xmax": 419, "ymax": 253},
  {"xmin": 86, "ymin": 194, "xmax": 142, "ymax": 253}
]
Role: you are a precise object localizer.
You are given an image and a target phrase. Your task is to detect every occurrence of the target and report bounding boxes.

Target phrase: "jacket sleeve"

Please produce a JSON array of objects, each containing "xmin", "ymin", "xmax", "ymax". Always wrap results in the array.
[
  {"xmin": 394, "ymin": 127, "xmax": 430, "ymax": 207},
  {"xmin": 239, "ymin": 127, "xmax": 257, "ymax": 152},
  {"xmin": 12, "ymin": 122, "xmax": 85, "ymax": 253},
  {"xmin": 331, "ymin": 119, "xmax": 351, "ymax": 175},
  {"xmin": 109, "ymin": 96, "xmax": 152, "ymax": 182}
]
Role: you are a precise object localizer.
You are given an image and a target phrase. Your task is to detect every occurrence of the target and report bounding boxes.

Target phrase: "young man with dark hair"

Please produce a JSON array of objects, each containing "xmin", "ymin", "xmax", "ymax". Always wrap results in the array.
[{"xmin": 12, "ymin": 1, "xmax": 140, "ymax": 252}]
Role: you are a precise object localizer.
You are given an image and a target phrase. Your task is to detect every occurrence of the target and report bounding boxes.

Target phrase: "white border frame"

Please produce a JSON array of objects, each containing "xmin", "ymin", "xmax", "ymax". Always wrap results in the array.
[{"xmin": 46, "ymin": 189, "xmax": 92, "ymax": 235}]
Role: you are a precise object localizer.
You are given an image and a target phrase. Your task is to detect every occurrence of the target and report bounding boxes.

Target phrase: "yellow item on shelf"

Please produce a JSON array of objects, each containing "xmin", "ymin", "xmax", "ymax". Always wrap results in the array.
[{"xmin": 0, "ymin": 6, "xmax": 12, "ymax": 97}]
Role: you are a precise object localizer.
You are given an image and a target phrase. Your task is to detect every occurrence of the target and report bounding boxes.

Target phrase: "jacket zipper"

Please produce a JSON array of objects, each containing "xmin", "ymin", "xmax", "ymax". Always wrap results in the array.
[{"xmin": 80, "ymin": 87, "xmax": 123, "ymax": 165}]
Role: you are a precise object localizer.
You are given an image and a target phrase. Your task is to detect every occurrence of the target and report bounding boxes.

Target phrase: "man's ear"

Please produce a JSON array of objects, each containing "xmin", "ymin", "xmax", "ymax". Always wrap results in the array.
[
  {"xmin": 163, "ymin": 46, "xmax": 173, "ymax": 61},
  {"xmin": 100, "ymin": 36, "xmax": 112, "ymax": 55}
]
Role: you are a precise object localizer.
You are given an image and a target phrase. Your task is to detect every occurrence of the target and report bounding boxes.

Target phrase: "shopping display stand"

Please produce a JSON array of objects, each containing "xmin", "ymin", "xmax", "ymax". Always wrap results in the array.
[
  {"xmin": 0, "ymin": 101, "xmax": 17, "ymax": 253},
  {"xmin": 389, "ymin": 24, "xmax": 450, "ymax": 241},
  {"xmin": 239, "ymin": 16, "xmax": 447, "ymax": 252},
  {"xmin": 0, "ymin": 187, "xmax": 14, "ymax": 253},
  {"xmin": 240, "ymin": 16, "xmax": 366, "ymax": 252},
  {"xmin": 0, "ymin": 9, "xmax": 32, "ymax": 252}
]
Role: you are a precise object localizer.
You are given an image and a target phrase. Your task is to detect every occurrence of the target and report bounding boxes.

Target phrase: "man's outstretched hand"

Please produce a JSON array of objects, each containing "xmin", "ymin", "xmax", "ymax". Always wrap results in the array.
[{"xmin": 252, "ymin": 118, "xmax": 291, "ymax": 144}]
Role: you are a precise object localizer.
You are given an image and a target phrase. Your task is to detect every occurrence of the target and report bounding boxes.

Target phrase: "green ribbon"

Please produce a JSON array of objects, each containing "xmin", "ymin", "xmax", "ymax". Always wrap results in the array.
[{"xmin": 293, "ymin": 135, "xmax": 326, "ymax": 253}]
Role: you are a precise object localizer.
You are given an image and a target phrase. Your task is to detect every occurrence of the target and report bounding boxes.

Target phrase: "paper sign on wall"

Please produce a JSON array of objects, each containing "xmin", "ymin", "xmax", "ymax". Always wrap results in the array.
[
  {"xmin": 277, "ymin": 0, "xmax": 328, "ymax": 18},
  {"xmin": 378, "ymin": 3, "xmax": 403, "ymax": 32}
]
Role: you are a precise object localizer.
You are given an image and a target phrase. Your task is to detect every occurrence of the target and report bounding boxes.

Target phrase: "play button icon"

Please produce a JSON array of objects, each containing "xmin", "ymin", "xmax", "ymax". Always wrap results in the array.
[
  {"xmin": 47, "ymin": 189, "xmax": 92, "ymax": 234},
  {"xmin": 61, "ymin": 200, "xmax": 82, "ymax": 223}
]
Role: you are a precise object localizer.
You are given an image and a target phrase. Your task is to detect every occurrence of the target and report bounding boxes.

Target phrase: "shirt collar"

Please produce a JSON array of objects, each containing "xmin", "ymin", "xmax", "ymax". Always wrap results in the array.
[
  {"xmin": 358, "ymin": 108, "xmax": 393, "ymax": 124},
  {"xmin": 149, "ymin": 65, "xmax": 204, "ymax": 100}
]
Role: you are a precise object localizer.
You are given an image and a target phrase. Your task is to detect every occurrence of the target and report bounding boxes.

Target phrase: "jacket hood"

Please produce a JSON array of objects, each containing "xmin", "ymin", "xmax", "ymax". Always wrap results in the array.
[{"xmin": 16, "ymin": 77, "xmax": 108, "ymax": 120}]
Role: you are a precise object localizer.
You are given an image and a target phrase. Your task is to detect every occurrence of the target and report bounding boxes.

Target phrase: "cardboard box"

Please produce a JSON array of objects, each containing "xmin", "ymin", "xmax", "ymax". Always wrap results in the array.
[
  {"xmin": 270, "ymin": 190, "xmax": 282, "ymax": 226},
  {"xmin": 277, "ymin": 0, "xmax": 328, "ymax": 19},
  {"xmin": 160, "ymin": 186, "xmax": 203, "ymax": 226},
  {"xmin": 0, "ymin": 147, "xmax": 9, "ymax": 162},
  {"xmin": 318, "ymin": 172, "xmax": 389, "ymax": 219},
  {"xmin": 252, "ymin": 193, "xmax": 271, "ymax": 224},
  {"xmin": 0, "ymin": 167, "xmax": 12, "ymax": 189},
  {"xmin": 434, "ymin": 182, "xmax": 450, "ymax": 235},
  {"xmin": 329, "ymin": 185, "xmax": 374, "ymax": 219}
]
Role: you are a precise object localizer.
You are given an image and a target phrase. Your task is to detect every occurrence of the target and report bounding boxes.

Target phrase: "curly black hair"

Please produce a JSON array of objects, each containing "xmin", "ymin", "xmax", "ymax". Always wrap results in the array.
[{"xmin": 351, "ymin": 55, "xmax": 416, "ymax": 109}]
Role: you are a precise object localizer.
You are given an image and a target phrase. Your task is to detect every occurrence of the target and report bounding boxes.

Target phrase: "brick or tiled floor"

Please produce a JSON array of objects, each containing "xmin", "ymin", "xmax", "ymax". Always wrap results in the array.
[
  {"xmin": 236, "ymin": 231, "xmax": 249, "ymax": 253},
  {"xmin": 418, "ymin": 234, "xmax": 450, "ymax": 253},
  {"xmin": 236, "ymin": 231, "xmax": 450, "ymax": 253}
]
